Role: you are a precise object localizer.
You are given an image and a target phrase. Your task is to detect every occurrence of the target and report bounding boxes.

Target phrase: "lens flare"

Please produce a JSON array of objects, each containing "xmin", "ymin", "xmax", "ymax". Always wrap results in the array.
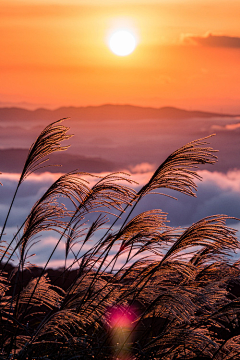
[{"xmin": 105, "ymin": 305, "xmax": 137, "ymax": 359}]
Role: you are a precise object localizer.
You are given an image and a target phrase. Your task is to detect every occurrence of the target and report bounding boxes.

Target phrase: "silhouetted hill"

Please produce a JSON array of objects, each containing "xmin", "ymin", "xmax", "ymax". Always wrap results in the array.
[
  {"xmin": 0, "ymin": 104, "xmax": 237, "ymax": 123},
  {"xmin": 0, "ymin": 148, "xmax": 119, "ymax": 173}
]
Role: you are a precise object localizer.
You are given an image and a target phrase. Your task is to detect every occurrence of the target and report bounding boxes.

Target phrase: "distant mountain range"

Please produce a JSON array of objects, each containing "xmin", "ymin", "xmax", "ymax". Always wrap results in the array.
[
  {"xmin": 0, "ymin": 104, "xmax": 239, "ymax": 175},
  {"xmin": 0, "ymin": 104, "xmax": 238, "ymax": 123}
]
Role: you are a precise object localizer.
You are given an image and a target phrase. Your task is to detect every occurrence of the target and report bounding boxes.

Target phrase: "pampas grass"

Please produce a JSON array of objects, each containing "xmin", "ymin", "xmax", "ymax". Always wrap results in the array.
[{"xmin": 0, "ymin": 120, "xmax": 239, "ymax": 359}]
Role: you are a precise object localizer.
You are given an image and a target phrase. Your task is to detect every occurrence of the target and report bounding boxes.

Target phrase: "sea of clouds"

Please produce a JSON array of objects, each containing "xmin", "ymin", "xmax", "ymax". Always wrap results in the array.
[{"xmin": 0, "ymin": 166, "xmax": 239, "ymax": 269}]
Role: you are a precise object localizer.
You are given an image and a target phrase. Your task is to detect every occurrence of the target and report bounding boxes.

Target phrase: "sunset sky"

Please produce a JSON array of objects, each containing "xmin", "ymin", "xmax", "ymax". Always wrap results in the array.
[{"xmin": 1, "ymin": 0, "xmax": 240, "ymax": 112}]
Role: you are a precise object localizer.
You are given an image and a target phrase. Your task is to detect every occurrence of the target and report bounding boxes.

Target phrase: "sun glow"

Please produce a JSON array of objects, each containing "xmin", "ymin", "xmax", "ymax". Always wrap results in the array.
[{"xmin": 109, "ymin": 30, "xmax": 137, "ymax": 56}]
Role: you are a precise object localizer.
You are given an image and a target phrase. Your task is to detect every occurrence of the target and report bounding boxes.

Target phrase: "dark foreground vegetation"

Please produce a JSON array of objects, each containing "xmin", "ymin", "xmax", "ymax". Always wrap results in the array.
[{"xmin": 0, "ymin": 120, "xmax": 240, "ymax": 359}]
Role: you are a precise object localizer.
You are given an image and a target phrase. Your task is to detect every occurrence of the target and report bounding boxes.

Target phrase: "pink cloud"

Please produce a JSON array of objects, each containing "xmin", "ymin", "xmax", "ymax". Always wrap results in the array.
[
  {"xmin": 211, "ymin": 122, "xmax": 240, "ymax": 131},
  {"xmin": 129, "ymin": 162, "xmax": 156, "ymax": 174},
  {"xmin": 0, "ymin": 171, "xmax": 63, "ymax": 183},
  {"xmin": 225, "ymin": 123, "xmax": 240, "ymax": 130},
  {"xmin": 197, "ymin": 170, "xmax": 240, "ymax": 192}
]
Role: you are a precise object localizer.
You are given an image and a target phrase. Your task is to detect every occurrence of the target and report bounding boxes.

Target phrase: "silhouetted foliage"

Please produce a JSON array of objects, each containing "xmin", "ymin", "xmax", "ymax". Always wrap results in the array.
[{"xmin": 0, "ymin": 120, "xmax": 239, "ymax": 359}]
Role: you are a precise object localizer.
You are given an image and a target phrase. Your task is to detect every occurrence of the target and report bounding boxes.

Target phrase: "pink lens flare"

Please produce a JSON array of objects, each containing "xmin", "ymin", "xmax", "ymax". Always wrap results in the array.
[
  {"xmin": 107, "ymin": 305, "xmax": 136, "ymax": 329},
  {"xmin": 105, "ymin": 305, "xmax": 139, "ymax": 360}
]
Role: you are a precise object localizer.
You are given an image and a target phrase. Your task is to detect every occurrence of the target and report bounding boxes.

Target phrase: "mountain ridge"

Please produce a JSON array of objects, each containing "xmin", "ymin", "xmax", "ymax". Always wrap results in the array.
[{"xmin": 0, "ymin": 104, "xmax": 238, "ymax": 123}]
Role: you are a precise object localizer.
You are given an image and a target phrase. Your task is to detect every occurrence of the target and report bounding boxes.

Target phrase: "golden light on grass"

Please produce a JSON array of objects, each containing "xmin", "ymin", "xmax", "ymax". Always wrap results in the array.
[{"xmin": 108, "ymin": 30, "xmax": 137, "ymax": 56}]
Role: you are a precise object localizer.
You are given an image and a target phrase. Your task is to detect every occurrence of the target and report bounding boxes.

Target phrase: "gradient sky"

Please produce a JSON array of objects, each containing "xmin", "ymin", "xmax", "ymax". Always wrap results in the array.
[{"xmin": 1, "ymin": 0, "xmax": 240, "ymax": 111}]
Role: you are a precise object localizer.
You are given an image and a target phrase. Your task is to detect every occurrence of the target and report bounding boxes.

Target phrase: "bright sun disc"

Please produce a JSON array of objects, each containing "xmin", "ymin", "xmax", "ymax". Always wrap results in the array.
[{"xmin": 109, "ymin": 30, "xmax": 136, "ymax": 56}]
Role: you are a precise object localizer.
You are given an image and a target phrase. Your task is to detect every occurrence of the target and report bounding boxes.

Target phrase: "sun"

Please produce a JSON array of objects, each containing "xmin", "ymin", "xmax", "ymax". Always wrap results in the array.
[{"xmin": 109, "ymin": 30, "xmax": 137, "ymax": 56}]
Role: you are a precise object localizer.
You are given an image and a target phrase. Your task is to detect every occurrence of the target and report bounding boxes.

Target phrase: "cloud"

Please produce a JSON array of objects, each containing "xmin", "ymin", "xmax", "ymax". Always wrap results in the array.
[
  {"xmin": 212, "ymin": 122, "xmax": 240, "ymax": 131},
  {"xmin": 182, "ymin": 32, "xmax": 240, "ymax": 49},
  {"xmin": 197, "ymin": 170, "xmax": 240, "ymax": 192},
  {"xmin": 129, "ymin": 162, "xmax": 156, "ymax": 174}
]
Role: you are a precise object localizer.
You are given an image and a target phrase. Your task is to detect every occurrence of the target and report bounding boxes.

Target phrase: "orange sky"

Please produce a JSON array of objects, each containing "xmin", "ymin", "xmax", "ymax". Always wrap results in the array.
[{"xmin": 1, "ymin": 0, "xmax": 240, "ymax": 112}]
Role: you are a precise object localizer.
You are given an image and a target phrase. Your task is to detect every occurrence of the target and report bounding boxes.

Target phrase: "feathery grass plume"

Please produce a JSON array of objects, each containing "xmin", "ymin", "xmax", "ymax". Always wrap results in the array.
[
  {"xmin": 116, "ymin": 210, "xmax": 169, "ymax": 248},
  {"xmin": 190, "ymin": 246, "xmax": 227, "ymax": 267},
  {"xmin": 33, "ymin": 310, "xmax": 83, "ymax": 343},
  {"xmin": 0, "ymin": 272, "xmax": 9, "ymax": 298},
  {"xmin": 16, "ymin": 273, "xmax": 63, "ymax": 310},
  {"xmin": 19, "ymin": 119, "xmax": 72, "ymax": 183},
  {"xmin": 72, "ymin": 172, "xmax": 137, "ymax": 220},
  {"xmin": 64, "ymin": 273, "xmax": 116, "ymax": 316},
  {"xmin": 116, "ymin": 134, "xmax": 218, "ymax": 241},
  {"xmin": 17, "ymin": 172, "xmax": 92, "ymax": 271},
  {"xmin": 18, "ymin": 172, "xmax": 93, "ymax": 267},
  {"xmin": 29, "ymin": 171, "xmax": 91, "ymax": 212},
  {"xmin": 0, "ymin": 119, "xmax": 72, "ymax": 242},
  {"xmin": 107, "ymin": 209, "xmax": 169, "ymax": 272},
  {"xmin": 138, "ymin": 135, "xmax": 218, "ymax": 198},
  {"xmin": 160, "ymin": 215, "xmax": 239, "ymax": 264},
  {"xmin": 19, "ymin": 201, "xmax": 67, "ymax": 268},
  {"xmin": 2, "ymin": 197, "xmax": 67, "ymax": 272},
  {"xmin": 1, "ymin": 171, "xmax": 90, "ymax": 265}
]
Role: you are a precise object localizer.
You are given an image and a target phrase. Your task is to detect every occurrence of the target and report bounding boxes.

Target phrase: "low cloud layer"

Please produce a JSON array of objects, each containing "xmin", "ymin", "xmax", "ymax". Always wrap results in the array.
[
  {"xmin": 182, "ymin": 33, "xmax": 240, "ymax": 49},
  {"xmin": 1, "ymin": 168, "xmax": 239, "ymax": 268}
]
